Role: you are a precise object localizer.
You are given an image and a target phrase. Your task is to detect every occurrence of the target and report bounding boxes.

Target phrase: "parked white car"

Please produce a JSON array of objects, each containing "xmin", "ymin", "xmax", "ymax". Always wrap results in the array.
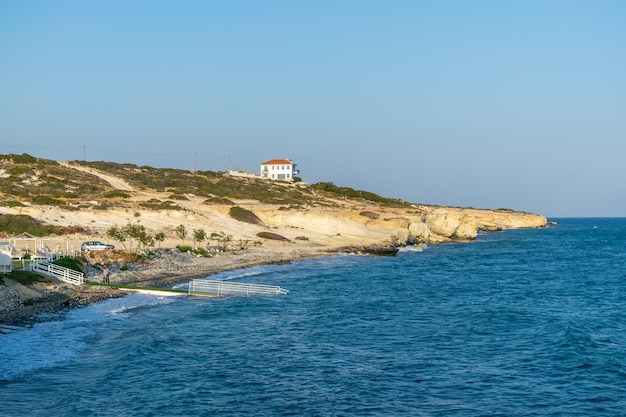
[{"xmin": 81, "ymin": 241, "xmax": 115, "ymax": 252}]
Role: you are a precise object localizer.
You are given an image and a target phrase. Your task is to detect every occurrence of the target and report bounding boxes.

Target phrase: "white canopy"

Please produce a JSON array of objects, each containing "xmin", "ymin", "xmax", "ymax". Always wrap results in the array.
[{"xmin": 0, "ymin": 253, "xmax": 12, "ymax": 273}]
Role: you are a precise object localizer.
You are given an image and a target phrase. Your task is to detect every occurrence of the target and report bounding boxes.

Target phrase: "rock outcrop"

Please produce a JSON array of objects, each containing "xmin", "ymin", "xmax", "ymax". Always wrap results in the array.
[
  {"xmin": 0, "ymin": 158, "xmax": 547, "ymax": 250},
  {"xmin": 257, "ymin": 205, "xmax": 546, "ymax": 246}
]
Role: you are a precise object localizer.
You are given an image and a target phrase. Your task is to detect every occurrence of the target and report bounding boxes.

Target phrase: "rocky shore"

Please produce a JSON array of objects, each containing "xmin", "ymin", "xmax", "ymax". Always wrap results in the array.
[{"xmin": 0, "ymin": 245, "xmax": 330, "ymax": 327}]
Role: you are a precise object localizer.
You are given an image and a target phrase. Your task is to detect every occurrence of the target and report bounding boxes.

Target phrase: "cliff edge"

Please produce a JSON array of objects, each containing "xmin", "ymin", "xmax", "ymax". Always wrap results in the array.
[{"xmin": 0, "ymin": 156, "xmax": 547, "ymax": 250}]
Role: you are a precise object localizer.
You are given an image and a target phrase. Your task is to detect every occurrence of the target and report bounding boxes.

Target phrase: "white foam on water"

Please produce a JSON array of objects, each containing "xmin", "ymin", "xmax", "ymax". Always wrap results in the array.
[
  {"xmin": 398, "ymin": 245, "xmax": 425, "ymax": 253},
  {"xmin": 0, "ymin": 292, "xmax": 175, "ymax": 381}
]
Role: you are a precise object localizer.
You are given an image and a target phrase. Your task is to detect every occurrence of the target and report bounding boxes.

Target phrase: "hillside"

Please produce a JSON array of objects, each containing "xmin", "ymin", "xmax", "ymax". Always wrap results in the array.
[{"xmin": 0, "ymin": 153, "xmax": 547, "ymax": 250}]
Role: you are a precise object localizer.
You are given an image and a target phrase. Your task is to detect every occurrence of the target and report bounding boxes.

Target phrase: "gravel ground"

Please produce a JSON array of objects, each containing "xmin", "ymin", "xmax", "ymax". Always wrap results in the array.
[{"xmin": 0, "ymin": 245, "xmax": 331, "ymax": 327}]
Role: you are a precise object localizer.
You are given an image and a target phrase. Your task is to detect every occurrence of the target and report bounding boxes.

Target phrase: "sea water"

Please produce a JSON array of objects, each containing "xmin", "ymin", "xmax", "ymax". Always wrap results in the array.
[{"xmin": 1, "ymin": 218, "xmax": 625, "ymax": 416}]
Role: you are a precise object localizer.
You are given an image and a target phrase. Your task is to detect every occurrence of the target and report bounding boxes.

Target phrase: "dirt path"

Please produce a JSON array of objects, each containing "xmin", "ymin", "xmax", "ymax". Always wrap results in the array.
[{"xmin": 59, "ymin": 161, "xmax": 135, "ymax": 191}]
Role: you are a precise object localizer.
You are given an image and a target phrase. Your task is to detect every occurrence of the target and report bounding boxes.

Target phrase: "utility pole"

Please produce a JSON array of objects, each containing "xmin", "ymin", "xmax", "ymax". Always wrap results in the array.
[{"xmin": 83, "ymin": 145, "xmax": 86, "ymax": 162}]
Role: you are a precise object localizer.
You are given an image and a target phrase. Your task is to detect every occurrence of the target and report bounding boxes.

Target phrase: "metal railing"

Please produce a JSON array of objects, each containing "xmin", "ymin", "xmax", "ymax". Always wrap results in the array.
[
  {"xmin": 30, "ymin": 261, "xmax": 84, "ymax": 285},
  {"xmin": 188, "ymin": 279, "xmax": 288, "ymax": 297}
]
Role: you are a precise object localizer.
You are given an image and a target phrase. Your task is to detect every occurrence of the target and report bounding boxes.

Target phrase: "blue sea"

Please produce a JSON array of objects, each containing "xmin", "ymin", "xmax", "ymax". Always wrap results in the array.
[{"xmin": 1, "ymin": 218, "xmax": 626, "ymax": 416}]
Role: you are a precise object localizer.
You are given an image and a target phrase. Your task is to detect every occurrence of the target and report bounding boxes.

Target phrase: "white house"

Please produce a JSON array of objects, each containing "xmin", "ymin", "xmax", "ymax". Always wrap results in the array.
[{"xmin": 260, "ymin": 159, "xmax": 299, "ymax": 182}]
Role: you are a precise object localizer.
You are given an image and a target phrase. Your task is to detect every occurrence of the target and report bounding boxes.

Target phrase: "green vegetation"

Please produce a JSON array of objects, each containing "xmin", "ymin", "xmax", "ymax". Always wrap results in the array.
[
  {"xmin": 154, "ymin": 232, "xmax": 165, "ymax": 248},
  {"xmin": 176, "ymin": 244, "xmax": 192, "ymax": 253},
  {"xmin": 0, "ymin": 214, "xmax": 60, "ymax": 236},
  {"xmin": 176, "ymin": 244, "xmax": 210, "ymax": 256},
  {"xmin": 74, "ymin": 160, "xmax": 316, "ymax": 204},
  {"xmin": 193, "ymin": 228, "xmax": 206, "ymax": 248},
  {"xmin": 0, "ymin": 153, "xmax": 415, "ymax": 215},
  {"xmin": 107, "ymin": 222, "xmax": 154, "ymax": 252},
  {"xmin": 192, "ymin": 247, "xmax": 209, "ymax": 256},
  {"xmin": 0, "ymin": 153, "xmax": 39, "ymax": 164},
  {"xmin": 31, "ymin": 195, "xmax": 66, "ymax": 206},
  {"xmin": 311, "ymin": 182, "xmax": 409, "ymax": 207},
  {"xmin": 229, "ymin": 206, "xmax": 262, "ymax": 225},
  {"xmin": 175, "ymin": 224, "xmax": 187, "ymax": 244},
  {"xmin": 203, "ymin": 197, "xmax": 235, "ymax": 205},
  {"xmin": 0, "ymin": 201, "xmax": 25, "ymax": 208},
  {"xmin": 0, "ymin": 270, "xmax": 49, "ymax": 285},
  {"xmin": 168, "ymin": 194, "xmax": 189, "ymax": 201},
  {"xmin": 104, "ymin": 190, "xmax": 131, "ymax": 199},
  {"xmin": 138, "ymin": 199, "xmax": 180, "ymax": 210},
  {"xmin": 53, "ymin": 256, "xmax": 85, "ymax": 273},
  {"xmin": 0, "ymin": 154, "xmax": 109, "ymax": 205},
  {"xmin": 209, "ymin": 231, "xmax": 234, "ymax": 252}
]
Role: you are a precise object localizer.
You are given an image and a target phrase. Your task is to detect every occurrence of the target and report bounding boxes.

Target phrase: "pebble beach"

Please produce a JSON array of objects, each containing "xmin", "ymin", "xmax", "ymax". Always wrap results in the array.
[{"xmin": 0, "ymin": 245, "xmax": 330, "ymax": 327}]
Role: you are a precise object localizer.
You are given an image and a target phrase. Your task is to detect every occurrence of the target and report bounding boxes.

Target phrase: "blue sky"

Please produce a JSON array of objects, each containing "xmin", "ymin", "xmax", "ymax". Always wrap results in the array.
[{"xmin": 1, "ymin": 1, "xmax": 624, "ymax": 217}]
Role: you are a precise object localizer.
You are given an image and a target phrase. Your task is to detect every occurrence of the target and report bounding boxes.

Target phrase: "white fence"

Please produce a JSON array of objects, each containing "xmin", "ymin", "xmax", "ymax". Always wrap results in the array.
[
  {"xmin": 30, "ymin": 261, "xmax": 84, "ymax": 285},
  {"xmin": 188, "ymin": 279, "xmax": 288, "ymax": 297}
]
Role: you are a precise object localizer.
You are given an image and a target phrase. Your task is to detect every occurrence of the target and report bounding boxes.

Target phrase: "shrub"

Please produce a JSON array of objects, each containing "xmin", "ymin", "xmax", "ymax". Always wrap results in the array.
[
  {"xmin": 168, "ymin": 194, "xmax": 189, "ymax": 201},
  {"xmin": 139, "ymin": 200, "xmax": 179, "ymax": 210},
  {"xmin": 311, "ymin": 182, "xmax": 408, "ymax": 207},
  {"xmin": 256, "ymin": 231, "xmax": 290, "ymax": 242},
  {"xmin": 359, "ymin": 211, "xmax": 380, "ymax": 220},
  {"xmin": 8, "ymin": 153, "xmax": 38, "ymax": 164},
  {"xmin": 1, "ymin": 270, "xmax": 48, "ymax": 285},
  {"xmin": 229, "ymin": 206, "xmax": 262, "ymax": 225},
  {"xmin": 9, "ymin": 167, "xmax": 27, "ymax": 176},
  {"xmin": 31, "ymin": 195, "xmax": 65, "ymax": 206},
  {"xmin": 0, "ymin": 201, "xmax": 24, "ymax": 208},
  {"xmin": 176, "ymin": 244, "xmax": 192, "ymax": 253},
  {"xmin": 104, "ymin": 191, "xmax": 130, "ymax": 199},
  {"xmin": 213, "ymin": 231, "xmax": 233, "ymax": 252},
  {"xmin": 0, "ymin": 214, "xmax": 59, "ymax": 236},
  {"xmin": 58, "ymin": 225, "xmax": 90, "ymax": 234},
  {"xmin": 52, "ymin": 257, "xmax": 84, "ymax": 273},
  {"xmin": 193, "ymin": 247, "xmax": 208, "ymax": 256},
  {"xmin": 202, "ymin": 197, "xmax": 235, "ymax": 205}
]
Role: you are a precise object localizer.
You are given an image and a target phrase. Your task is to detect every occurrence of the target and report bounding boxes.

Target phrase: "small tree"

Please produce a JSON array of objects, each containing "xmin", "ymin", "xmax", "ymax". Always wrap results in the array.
[
  {"xmin": 154, "ymin": 232, "xmax": 165, "ymax": 249},
  {"xmin": 107, "ymin": 222, "xmax": 154, "ymax": 253},
  {"xmin": 193, "ymin": 228, "xmax": 206, "ymax": 249},
  {"xmin": 175, "ymin": 224, "xmax": 187, "ymax": 244},
  {"xmin": 215, "ymin": 231, "xmax": 233, "ymax": 252},
  {"xmin": 107, "ymin": 226, "xmax": 127, "ymax": 251},
  {"xmin": 137, "ymin": 228, "xmax": 154, "ymax": 250}
]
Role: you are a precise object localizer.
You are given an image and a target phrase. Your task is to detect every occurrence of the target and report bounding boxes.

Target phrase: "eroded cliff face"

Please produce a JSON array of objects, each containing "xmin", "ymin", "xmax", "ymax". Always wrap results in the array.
[
  {"xmin": 0, "ymin": 159, "xmax": 548, "ymax": 250},
  {"xmin": 257, "ymin": 204, "xmax": 547, "ymax": 246},
  {"xmin": 0, "ymin": 196, "xmax": 547, "ymax": 250}
]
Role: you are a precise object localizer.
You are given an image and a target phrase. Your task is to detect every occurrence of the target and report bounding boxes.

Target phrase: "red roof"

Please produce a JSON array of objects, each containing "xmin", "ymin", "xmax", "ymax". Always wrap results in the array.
[{"xmin": 260, "ymin": 159, "xmax": 295, "ymax": 165}]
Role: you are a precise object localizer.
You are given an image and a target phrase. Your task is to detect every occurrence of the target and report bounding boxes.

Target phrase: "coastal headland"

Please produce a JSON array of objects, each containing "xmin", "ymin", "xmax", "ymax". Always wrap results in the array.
[{"xmin": 0, "ymin": 154, "xmax": 547, "ymax": 325}]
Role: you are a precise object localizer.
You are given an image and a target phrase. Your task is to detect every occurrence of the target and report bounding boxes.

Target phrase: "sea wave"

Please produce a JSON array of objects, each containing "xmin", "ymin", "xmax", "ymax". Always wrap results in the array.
[{"xmin": 0, "ymin": 293, "xmax": 175, "ymax": 381}]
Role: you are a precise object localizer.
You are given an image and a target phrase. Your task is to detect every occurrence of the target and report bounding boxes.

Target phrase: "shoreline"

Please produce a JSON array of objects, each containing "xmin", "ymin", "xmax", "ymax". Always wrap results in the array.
[
  {"xmin": 0, "ymin": 245, "xmax": 334, "ymax": 328},
  {"xmin": 0, "ymin": 246, "xmax": 338, "ymax": 328}
]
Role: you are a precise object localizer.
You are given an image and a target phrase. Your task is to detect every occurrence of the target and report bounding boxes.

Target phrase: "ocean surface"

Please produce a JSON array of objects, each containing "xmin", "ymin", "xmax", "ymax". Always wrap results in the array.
[{"xmin": 1, "ymin": 218, "xmax": 625, "ymax": 416}]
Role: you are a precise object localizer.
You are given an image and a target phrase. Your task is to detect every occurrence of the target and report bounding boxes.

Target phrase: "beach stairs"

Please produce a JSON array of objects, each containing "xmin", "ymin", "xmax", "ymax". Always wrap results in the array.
[
  {"xmin": 188, "ymin": 279, "xmax": 289, "ymax": 297},
  {"xmin": 29, "ymin": 261, "xmax": 84, "ymax": 285}
]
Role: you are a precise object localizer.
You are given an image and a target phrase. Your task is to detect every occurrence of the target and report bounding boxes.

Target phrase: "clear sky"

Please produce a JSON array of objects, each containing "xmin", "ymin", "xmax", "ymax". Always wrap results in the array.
[{"xmin": 1, "ymin": 1, "xmax": 624, "ymax": 218}]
